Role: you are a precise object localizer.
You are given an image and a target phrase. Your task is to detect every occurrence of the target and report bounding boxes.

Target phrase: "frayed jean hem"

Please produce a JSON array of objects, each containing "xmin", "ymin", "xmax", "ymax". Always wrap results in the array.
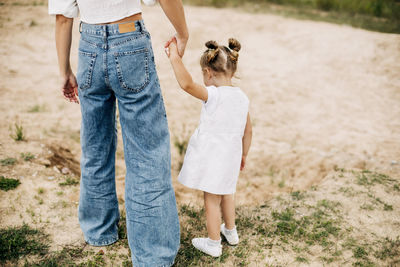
[{"xmin": 85, "ymin": 236, "xmax": 118, "ymax": 246}]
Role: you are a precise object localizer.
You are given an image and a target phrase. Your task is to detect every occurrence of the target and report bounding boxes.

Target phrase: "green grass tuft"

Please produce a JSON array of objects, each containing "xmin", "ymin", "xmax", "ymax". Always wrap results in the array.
[
  {"xmin": 10, "ymin": 123, "xmax": 26, "ymax": 141},
  {"xmin": 0, "ymin": 176, "xmax": 21, "ymax": 191},
  {"xmin": 21, "ymin": 152, "xmax": 35, "ymax": 161},
  {"xmin": 59, "ymin": 177, "xmax": 79, "ymax": 186},
  {"xmin": 0, "ymin": 224, "xmax": 49, "ymax": 263},
  {"xmin": 1, "ymin": 157, "xmax": 17, "ymax": 166}
]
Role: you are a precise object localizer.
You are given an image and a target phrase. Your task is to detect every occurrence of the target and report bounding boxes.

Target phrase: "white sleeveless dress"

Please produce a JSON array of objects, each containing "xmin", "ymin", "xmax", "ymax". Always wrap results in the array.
[{"xmin": 178, "ymin": 86, "xmax": 249, "ymax": 195}]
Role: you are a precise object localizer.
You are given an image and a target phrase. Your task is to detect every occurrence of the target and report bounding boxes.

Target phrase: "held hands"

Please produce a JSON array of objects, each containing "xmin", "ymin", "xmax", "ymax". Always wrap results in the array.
[
  {"xmin": 61, "ymin": 71, "xmax": 79, "ymax": 104},
  {"xmin": 164, "ymin": 34, "xmax": 186, "ymax": 58}
]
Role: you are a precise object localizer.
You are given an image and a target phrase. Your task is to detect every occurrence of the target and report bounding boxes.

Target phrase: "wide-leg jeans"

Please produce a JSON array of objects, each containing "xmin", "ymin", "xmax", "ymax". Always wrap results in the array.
[{"xmin": 76, "ymin": 20, "xmax": 180, "ymax": 267}]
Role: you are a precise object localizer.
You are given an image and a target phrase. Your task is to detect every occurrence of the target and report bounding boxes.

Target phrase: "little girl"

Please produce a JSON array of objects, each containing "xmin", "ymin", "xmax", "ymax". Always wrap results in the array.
[{"xmin": 166, "ymin": 37, "xmax": 252, "ymax": 257}]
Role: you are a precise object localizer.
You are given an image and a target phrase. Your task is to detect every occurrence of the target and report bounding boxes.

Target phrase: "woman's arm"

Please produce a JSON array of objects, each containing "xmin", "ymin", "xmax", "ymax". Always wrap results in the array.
[
  {"xmin": 166, "ymin": 40, "xmax": 207, "ymax": 101},
  {"xmin": 158, "ymin": 0, "xmax": 189, "ymax": 57},
  {"xmin": 55, "ymin": 15, "xmax": 79, "ymax": 103},
  {"xmin": 241, "ymin": 113, "xmax": 252, "ymax": 171}
]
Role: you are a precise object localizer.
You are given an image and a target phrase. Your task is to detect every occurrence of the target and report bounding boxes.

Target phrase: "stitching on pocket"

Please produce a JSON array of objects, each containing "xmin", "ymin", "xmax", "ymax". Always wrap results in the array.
[
  {"xmin": 78, "ymin": 50, "xmax": 97, "ymax": 90},
  {"xmin": 80, "ymin": 38, "xmax": 99, "ymax": 48},
  {"xmin": 114, "ymin": 48, "xmax": 150, "ymax": 93},
  {"xmin": 110, "ymin": 33, "xmax": 147, "ymax": 48}
]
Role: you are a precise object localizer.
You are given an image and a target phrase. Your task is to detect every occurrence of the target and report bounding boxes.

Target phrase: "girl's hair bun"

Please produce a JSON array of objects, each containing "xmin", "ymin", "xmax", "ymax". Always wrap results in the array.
[
  {"xmin": 205, "ymin": 40, "xmax": 219, "ymax": 50},
  {"xmin": 228, "ymin": 38, "xmax": 241, "ymax": 52}
]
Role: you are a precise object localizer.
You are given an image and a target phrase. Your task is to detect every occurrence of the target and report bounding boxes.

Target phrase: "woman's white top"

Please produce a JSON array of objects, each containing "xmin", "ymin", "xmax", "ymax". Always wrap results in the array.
[
  {"xmin": 48, "ymin": 0, "xmax": 145, "ymax": 24},
  {"xmin": 178, "ymin": 86, "xmax": 249, "ymax": 195}
]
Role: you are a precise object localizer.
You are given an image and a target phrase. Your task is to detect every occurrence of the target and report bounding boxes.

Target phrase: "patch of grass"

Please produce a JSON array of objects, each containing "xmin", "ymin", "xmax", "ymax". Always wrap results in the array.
[
  {"xmin": 22, "ymin": 245, "xmax": 109, "ymax": 267},
  {"xmin": 173, "ymin": 136, "xmax": 189, "ymax": 171},
  {"xmin": 1, "ymin": 157, "xmax": 17, "ymax": 166},
  {"xmin": 174, "ymin": 137, "xmax": 188, "ymax": 157},
  {"xmin": 393, "ymin": 184, "xmax": 400, "ymax": 191},
  {"xmin": 183, "ymin": 0, "xmax": 400, "ymax": 33},
  {"xmin": 117, "ymin": 210, "xmax": 129, "ymax": 248},
  {"xmin": 383, "ymin": 203, "xmax": 393, "ymax": 211},
  {"xmin": 339, "ymin": 186, "xmax": 358, "ymax": 197},
  {"xmin": 360, "ymin": 203, "xmax": 374, "ymax": 211},
  {"xmin": 28, "ymin": 20, "xmax": 37, "ymax": 27},
  {"xmin": 374, "ymin": 237, "xmax": 400, "ymax": 263},
  {"xmin": 295, "ymin": 255, "xmax": 309, "ymax": 263},
  {"xmin": 21, "ymin": 152, "xmax": 35, "ymax": 161},
  {"xmin": 353, "ymin": 246, "xmax": 368, "ymax": 258},
  {"xmin": 0, "ymin": 224, "xmax": 49, "ymax": 263},
  {"xmin": 291, "ymin": 191, "xmax": 305, "ymax": 200},
  {"xmin": 173, "ymin": 126, "xmax": 192, "ymax": 170},
  {"xmin": 34, "ymin": 195, "xmax": 44, "ymax": 205},
  {"xmin": 37, "ymin": 188, "xmax": 45, "ymax": 194},
  {"xmin": 270, "ymin": 201, "xmax": 341, "ymax": 248},
  {"xmin": 356, "ymin": 170, "xmax": 395, "ymax": 187},
  {"xmin": 59, "ymin": 177, "xmax": 79, "ymax": 186},
  {"xmin": 0, "ymin": 176, "xmax": 21, "ymax": 191},
  {"xmin": 10, "ymin": 123, "xmax": 26, "ymax": 141},
  {"xmin": 367, "ymin": 193, "xmax": 394, "ymax": 211},
  {"xmin": 28, "ymin": 105, "xmax": 45, "ymax": 113},
  {"xmin": 278, "ymin": 179, "xmax": 285, "ymax": 188}
]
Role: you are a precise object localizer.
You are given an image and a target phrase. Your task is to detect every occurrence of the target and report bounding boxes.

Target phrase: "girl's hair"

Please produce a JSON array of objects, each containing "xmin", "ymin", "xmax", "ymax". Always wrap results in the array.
[{"xmin": 200, "ymin": 38, "xmax": 241, "ymax": 76}]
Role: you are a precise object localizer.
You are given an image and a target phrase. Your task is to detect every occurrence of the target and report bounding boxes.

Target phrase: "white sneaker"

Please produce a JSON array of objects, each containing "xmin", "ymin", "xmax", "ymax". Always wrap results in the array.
[
  {"xmin": 192, "ymin": 237, "xmax": 222, "ymax": 257},
  {"xmin": 220, "ymin": 224, "xmax": 239, "ymax": 245}
]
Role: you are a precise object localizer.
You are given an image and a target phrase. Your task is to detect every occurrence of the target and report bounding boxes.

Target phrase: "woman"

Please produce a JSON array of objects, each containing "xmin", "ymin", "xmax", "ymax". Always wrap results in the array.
[{"xmin": 49, "ymin": 1, "xmax": 188, "ymax": 266}]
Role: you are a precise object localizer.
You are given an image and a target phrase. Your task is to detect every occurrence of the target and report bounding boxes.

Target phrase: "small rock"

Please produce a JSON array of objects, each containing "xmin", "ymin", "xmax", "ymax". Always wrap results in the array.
[
  {"xmin": 391, "ymin": 160, "xmax": 398, "ymax": 165},
  {"xmin": 53, "ymin": 166, "xmax": 60, "ymax": 173},
  {"xmin": 61, "ymin": 167, "xmax": 70, "ymax": 175},
  {"xmin": 19, "ymin": 176, "xmax": 24, "ymax": 180},
  {"xmin": 32, "ymin": 172, "xmax": 37, "ymax": 177},
  {"xmin": 47, "ymin": 176, "xmax": 55, "ymax": 181},
  {"xmin": 37, "ymin": 158, "xmax": 51, "ymax": 166}
]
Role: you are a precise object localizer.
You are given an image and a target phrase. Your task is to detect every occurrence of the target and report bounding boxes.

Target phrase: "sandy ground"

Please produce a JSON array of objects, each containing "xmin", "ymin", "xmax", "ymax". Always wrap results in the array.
[{"xmin": 0, "ymin": 1, "xmax": 399, "ymax": 262}]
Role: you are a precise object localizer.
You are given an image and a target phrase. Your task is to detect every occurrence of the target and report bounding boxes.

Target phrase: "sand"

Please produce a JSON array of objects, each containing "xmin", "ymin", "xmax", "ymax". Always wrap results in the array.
[{"xmin": 0, "ymin": 0, "xmax": 399, "ymax": 259}]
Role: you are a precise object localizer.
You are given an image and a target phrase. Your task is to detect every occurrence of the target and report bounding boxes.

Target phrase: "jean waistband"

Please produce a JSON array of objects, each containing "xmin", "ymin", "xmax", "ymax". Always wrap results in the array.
[{"xmin": 79, "ymin": 20, "xmax": 146, "ymax": 36}]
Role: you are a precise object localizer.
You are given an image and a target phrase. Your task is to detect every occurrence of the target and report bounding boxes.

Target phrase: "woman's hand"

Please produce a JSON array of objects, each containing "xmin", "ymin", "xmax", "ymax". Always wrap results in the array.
[
  {"xmin": 61, "ymin": 71, "xmax": 79, "ymax": 104},
  {"xmin": 164, "ymin": 33, "xmax": 188, "ymax": 57}
]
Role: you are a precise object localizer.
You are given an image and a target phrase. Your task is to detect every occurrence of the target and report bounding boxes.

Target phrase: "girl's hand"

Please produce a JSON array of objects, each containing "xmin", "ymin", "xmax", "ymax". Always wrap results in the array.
[
  {"xmin": 240, "ymin": 155, "xmax": 247, "ymax": 171},
  {"xmin": 164, "ymin": 37, "xmax": 179, "ymax": 59},
  {"xmin": 61, "ymin": 72, "xmax": 79, "ymax": 104}
]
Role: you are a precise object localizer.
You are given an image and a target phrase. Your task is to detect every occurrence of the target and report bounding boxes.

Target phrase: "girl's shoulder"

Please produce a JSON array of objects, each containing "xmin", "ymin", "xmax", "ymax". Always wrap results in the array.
[{"xmin": 206, "ymin": 85, "xmax": 249, "ymax": 102}]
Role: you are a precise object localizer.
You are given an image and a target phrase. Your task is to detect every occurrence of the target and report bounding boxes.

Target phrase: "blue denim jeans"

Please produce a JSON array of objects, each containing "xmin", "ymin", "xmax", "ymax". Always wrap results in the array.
[{"xmin": 76, "ymin": 20, "xmax": 180, "ymax": 267}]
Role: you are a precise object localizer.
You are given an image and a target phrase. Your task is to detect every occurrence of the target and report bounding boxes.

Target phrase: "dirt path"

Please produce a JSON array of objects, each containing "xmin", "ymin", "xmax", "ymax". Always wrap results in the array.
[{"xmin": 0, "ymin": 2, "xmax": 399, "ymax": 258}]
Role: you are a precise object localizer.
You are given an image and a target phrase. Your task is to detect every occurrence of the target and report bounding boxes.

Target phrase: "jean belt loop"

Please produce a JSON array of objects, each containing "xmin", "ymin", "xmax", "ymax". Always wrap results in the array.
[
  {"xmin": 138, "ymin": 20, "xmax": 144, "ymax": 33},
  {"xmin": 79, "ymin": 21, "xmax": 82, "ymax": 33}
]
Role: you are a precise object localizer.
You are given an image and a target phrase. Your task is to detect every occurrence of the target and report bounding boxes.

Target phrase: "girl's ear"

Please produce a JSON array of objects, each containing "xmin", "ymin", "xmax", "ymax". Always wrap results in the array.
[{"xmin": 204, "ymin": 68, "xmax": 212, "ymax": 79}]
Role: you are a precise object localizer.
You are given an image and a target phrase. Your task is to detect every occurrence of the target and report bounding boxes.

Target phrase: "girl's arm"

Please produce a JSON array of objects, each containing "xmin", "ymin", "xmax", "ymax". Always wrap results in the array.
[
  {"xmin": 241, "ymin": 113, "xmax": 252, "ymax": 171},
  {"xmin": 55, "ymin": 15, "xmax": 79, "ymax": 103},
  {"xmin": 166, "ymin": 40, "xmax": 208, "ymax": 101}
]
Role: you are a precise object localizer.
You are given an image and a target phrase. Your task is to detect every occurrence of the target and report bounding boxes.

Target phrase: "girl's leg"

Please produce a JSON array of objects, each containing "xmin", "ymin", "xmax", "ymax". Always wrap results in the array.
[
  {"xmin": 191, "ymin": 192, "xmax": 222, "ymax": 257},
  {"xmin": 221, "ymin": 194, "xmax": 239, "ymax": 245},
  {"xmin": 221, "ymin": 194, "xmax": 235, "ymax": 229},
  {"xmin": 204, "ymin": 192, "xmax": 222, "ymax": 240}
]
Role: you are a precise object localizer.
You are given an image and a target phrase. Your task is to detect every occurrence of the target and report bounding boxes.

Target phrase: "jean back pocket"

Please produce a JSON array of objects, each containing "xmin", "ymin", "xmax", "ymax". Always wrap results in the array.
[
  {"xmin": 114, "ymin": 48, "xmax": 150, "ymax": 93},
  {"xmin": 77, "ymin": 50, "xmax": 97, "ymax": 90}
]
